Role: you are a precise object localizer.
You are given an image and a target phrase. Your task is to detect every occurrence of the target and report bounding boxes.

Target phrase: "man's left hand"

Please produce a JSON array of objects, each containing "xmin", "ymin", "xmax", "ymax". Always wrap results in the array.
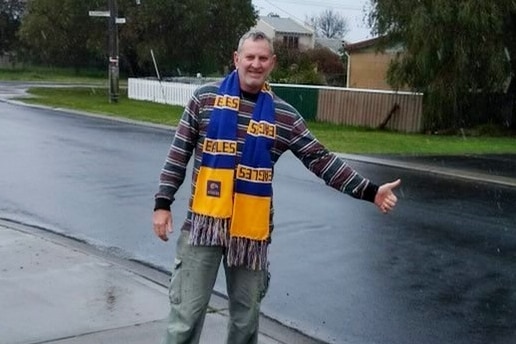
[{"xmin": 374, "ymin": 179, "xmax": 401, "ymax": 214}]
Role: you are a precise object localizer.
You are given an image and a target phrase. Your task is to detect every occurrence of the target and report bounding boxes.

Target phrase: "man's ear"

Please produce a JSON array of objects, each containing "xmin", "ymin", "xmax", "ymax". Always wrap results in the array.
[{"xmin": 233, "ymin": 51, "xmax": 239, "ymax": 68}]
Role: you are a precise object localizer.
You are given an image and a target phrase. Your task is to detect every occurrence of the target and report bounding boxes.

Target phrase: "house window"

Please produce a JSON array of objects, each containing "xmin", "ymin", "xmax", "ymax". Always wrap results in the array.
[{"xmin": 283, "ymin": 35, "xmax": 299, "ymax": 49}]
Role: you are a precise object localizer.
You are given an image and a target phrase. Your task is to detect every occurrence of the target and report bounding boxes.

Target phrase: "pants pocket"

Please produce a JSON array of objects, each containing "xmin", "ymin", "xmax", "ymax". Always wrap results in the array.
[
  {"xmin": 168, "ymin": 258, "xmax": 182, "ymax": 304},
  {"xmin": 259, "ymin": 264, "xmax": 271, "ymax": 301}
]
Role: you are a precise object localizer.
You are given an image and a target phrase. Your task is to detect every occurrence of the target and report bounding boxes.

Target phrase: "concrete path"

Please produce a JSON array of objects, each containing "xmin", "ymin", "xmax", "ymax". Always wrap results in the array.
[{"xmin": 0, "ymin": 219, "xmax": 322, "ymax": 344}]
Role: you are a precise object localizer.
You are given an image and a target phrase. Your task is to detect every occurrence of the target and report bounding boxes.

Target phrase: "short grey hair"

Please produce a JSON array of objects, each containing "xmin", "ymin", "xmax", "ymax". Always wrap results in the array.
[{"xmin": 237, "ymin": 30, "xmax": 274, "ymax": 55}]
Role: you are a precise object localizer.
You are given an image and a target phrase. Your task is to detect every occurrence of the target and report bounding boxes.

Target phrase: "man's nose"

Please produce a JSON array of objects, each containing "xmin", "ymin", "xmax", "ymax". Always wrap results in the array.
[{"xmin": 251, "ymin": 58, "xmax": 261, "ymax": 68}]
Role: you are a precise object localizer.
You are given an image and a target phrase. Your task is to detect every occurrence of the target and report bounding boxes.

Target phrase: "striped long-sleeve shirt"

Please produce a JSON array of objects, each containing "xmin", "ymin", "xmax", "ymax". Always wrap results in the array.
[{"xmin": 154, "ymin": 82, "xmax": 379, "ymax": 235}]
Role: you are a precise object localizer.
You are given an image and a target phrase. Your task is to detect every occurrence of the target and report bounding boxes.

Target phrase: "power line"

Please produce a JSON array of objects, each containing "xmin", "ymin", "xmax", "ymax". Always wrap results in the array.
[
  {"xmin": 261, "ymin": 0, "xmax": 306, "ymax": 23},
  {"xmin": 266, "ymin": 0, "xmax": 363, "ymax": 11},
  {"xmin": 257, "ymin": 0, "xmax": 365, "ymax": 23}
]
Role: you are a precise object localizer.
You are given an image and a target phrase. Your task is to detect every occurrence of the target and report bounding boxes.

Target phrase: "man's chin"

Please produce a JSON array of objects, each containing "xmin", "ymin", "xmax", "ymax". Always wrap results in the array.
[
  {"xmin": 243, "ymin": 80, "xmax": 264, "ymax": 92},
  {"xmin": 249, "ymin": 77, "xmax": 262, "ymax": 82}
]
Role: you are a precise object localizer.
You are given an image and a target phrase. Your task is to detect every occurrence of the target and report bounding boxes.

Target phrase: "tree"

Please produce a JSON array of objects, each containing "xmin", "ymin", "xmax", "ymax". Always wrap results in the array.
[
  {"xmin": 117, "ymin": 0, "xmax": 188, "ymax": 76},
  {"xmin": 18, "ymin": 0, "xmax": 105, "ymax": 69},
  {"xmin": 270, "ymin": 41, "xmax": 347, "ymax": 86},
  {"xmin": 310, "ymin": 9, "xmax": 349, "ymax": 39},
  {"xmin": 16, "ymin": 0, "xmax": 256, "ymax": 76},
  {"xmin": 118, "ymin": 0, "xmax": 257, "ymax": 76},
  {"xmin": 205, "ymin": 0, "xmax": 257, "ymax": 73},
  {"xmin": 368, "ymin": 0, "xmax": 516, "ymax": 130},
  {"xmin": 0, "ymin": 0, "xmax": 25, "ymax": 55},
  {"xmin": 307, "ymin": 47, "xmax": 346, "ymax": 86}
]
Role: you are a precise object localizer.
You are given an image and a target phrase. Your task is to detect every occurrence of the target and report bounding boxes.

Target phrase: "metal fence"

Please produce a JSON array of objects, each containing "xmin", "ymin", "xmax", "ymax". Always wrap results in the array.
[
  {"xmin": 317, "ymin": 87, "xmax": 423, "ymax": 133},
  {"xmin": 128, "ymin": 78, "xmax": 424, "ymax": 132}
]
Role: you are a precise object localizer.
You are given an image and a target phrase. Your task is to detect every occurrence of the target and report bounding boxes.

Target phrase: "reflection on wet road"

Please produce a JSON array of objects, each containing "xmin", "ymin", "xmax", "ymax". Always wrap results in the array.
[{"xmin": 0, "ymin": 102, "xmax": 515, "ymax": 344}]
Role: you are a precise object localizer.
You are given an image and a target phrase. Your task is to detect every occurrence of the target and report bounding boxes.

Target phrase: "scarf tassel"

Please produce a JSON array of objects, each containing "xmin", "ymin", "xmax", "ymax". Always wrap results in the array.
[
  {"xmin": 190, "ymin": 214, "xmax": 269, "ymax": 271},
  {"xmin": 227, "ymin": 236, "xmax": 268, "ymax": 271},
  {"xmin": 190, "ymin": 213, "xmax": 229, "ymax": 246}
]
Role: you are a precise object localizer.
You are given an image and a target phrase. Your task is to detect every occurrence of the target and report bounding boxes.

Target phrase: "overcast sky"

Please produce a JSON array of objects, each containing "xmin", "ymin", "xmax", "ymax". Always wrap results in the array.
[{"xmin": 252, "ymin": 0, "xmax": 372, "ymax": 43}]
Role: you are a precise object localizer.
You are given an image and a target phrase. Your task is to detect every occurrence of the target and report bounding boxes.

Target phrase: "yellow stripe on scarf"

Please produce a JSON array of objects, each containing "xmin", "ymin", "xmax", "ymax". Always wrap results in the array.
[
  {"xmin": 230, "ymin": 193, "xmax": 270, "ymax": 240},
  {"xmin": 191, "ymin": 167, "xmax": 235, "ymax": 218}
]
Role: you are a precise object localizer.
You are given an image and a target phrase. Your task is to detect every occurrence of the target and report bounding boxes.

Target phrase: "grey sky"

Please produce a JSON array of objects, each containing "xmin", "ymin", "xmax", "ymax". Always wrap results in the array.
[{"xmin": 252, "ymin": 0, "xmax": 372, "ymax": 42}]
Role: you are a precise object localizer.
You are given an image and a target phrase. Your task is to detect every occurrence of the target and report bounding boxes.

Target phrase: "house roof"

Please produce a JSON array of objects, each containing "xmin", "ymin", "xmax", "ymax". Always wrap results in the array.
[
  {"xmin": 259, "ymin": 16, "xmax": 313, "ymax": 35},
  {"xmin": 315, "ymin": 38, "xmax": 345, "ymax": 54},
  {"xmin": 344, "ymin": 36, "xmax": 383, "ymax": 52}
]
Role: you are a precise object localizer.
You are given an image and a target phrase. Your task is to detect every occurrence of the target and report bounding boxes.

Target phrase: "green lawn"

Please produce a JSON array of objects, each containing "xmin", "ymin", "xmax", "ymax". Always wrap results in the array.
[
  {"xmin": 18, "ymin": 86, "xmax": 516, "ymax": 155},
  {"xmin": 22, "ymin": 87, "xmax": 181, "ymax": 126},
  {"xmin": 0, "ymin": 66, "xmax": 108, "ymax": 84}
]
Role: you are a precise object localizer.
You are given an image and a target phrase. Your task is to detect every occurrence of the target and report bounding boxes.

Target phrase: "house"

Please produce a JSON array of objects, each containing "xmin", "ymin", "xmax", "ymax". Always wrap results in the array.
[
  {"xmin": 344, "ymin": 36, "xmax": 403, "ymax": 90},
  {"xmin": 254, "ymin": 15, "xmax": 315, "ymax": 51},
  {"xmin": 315, "ymin": 37, "xmax": 345, "ymax": 55}
]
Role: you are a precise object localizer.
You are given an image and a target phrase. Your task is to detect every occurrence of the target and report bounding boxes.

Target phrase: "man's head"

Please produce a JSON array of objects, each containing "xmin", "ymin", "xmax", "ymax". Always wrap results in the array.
[{"xmin": 234, "ymin": 30, "xmax": 276, "ymax": 94}]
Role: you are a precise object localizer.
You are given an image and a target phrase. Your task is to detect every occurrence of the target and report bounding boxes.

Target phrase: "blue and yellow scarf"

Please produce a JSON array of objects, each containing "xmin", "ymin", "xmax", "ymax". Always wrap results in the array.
[{"xmin": 190, "ymin": 70, "xmax": 275, "ymax": 270}]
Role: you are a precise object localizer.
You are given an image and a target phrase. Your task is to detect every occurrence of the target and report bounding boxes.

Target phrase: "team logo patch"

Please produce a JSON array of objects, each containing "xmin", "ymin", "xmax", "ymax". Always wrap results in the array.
[{"xmin": 207, "ymin": 180, "xmax": 221, "ymax": 197}]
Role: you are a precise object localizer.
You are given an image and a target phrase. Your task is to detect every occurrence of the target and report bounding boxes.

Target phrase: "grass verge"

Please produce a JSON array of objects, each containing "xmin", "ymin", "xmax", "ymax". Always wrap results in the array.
[
  {"xmin": 22, "ymin": 87, "xmax": 181, "ymax": 126},
  {"xmin": 0, "ymin": 66, "xmax": 109, "ymax": 84},
  {"xmin": 18, "ymin": 86, "xmax": 516, "ymax": 155}
]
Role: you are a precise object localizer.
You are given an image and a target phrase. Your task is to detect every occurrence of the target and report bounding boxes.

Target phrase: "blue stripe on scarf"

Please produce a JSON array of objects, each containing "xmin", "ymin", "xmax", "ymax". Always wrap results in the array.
[
  {"xmin": 235, "ymin": 180, "xmax": 272, "ymax": 196},
  {"xmin": 200, "ymin": 72, "xmax": 239, "ymax": 169},
  {"xmin": 202, "ymin": 154, "xmax": 235, "ymax": 169},
  {"xmin": 234, "ymin": 89, "xmax": 275, "ymax": 197}
]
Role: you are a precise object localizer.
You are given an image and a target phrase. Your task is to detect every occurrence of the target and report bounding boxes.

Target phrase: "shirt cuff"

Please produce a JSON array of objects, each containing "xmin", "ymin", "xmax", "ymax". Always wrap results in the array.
[
  {"xmin": 362, "ymin": 182, "xmax": 379, "ymax": 203},
  {"xmin": 154, "ymin": 197, "xmax": 173, "ymax": 211}
]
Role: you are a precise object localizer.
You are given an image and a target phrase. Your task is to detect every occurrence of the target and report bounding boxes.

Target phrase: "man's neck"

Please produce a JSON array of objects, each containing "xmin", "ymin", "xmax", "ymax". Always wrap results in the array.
[{"xmin": 241, "ymin": 90, "xmax": 259, "ymax": 102}]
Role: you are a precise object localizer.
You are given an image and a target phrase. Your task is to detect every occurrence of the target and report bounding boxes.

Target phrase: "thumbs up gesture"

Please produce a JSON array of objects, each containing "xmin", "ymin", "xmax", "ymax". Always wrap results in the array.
[{"xmin": 374, "ymin": 179, "xmax": 401, "ymax": 214}]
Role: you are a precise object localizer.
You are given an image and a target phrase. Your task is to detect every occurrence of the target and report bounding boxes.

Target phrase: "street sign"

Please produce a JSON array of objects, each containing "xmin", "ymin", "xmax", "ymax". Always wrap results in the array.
[
  {"xmin": 89, "ymin": 10, "xmax": 110, "ymax": 17},
  {"xmin": 115, "ymin": 18, "xmax": 126, "ymax": 24}
]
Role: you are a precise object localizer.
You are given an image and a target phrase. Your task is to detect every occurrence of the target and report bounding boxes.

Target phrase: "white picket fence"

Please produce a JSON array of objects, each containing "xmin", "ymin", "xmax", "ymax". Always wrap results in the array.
[{"xmin": 128, "ymin": 78, "xmax": 200, "ymax": 106}]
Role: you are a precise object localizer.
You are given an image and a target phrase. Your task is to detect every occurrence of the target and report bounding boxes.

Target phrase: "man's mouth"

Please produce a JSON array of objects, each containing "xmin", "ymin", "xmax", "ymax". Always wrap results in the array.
[{"xmin": 249, "ymin": 70, "xmax": 262, "ymax": 76}]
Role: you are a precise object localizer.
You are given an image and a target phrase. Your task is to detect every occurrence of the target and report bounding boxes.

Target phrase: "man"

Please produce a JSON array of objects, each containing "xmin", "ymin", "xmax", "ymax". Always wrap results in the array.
[{"xmin": 153, "ymin": 29, "xmax": 401, "ymax": 344}]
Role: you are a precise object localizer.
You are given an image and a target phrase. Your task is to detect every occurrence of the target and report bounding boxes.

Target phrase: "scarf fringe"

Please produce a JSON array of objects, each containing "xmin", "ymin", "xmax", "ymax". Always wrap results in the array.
[
  {"xmin": 190, "ymin": 213, "xmax": 229, "ymax": 246},
  {"xmin": 190, "ymin": 213, "xmax": 269, "ymax": 270},
  {"xmin": 227, "ymin": 236, "xmax": 268, "ymax": 271}
]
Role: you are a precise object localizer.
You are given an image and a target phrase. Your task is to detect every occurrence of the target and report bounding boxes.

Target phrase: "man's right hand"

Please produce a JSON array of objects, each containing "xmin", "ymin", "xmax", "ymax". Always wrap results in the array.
[{"xmin": 153, "ymin": 209, "xmax": 173, "ymax": 241}]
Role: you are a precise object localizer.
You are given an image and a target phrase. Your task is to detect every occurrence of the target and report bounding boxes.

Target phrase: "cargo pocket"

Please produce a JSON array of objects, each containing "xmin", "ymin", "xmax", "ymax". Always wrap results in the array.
[
  {"xmin": 168, "ymin": 258, "xmax": 182, "ymax": 304},
  {"xmin": 259, "ymin": 263, "xmax": 271, "ymax": 301}
]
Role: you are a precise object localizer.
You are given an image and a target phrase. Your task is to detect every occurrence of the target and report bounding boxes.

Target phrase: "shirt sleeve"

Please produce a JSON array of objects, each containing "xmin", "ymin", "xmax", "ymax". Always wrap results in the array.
[
  {"xmin": 154, "ymin": 92, "xmax": 200, "ymax": 210},
  {"xmin": 288, "ymin": 112, "xmax": 378, "ymax": 203}
]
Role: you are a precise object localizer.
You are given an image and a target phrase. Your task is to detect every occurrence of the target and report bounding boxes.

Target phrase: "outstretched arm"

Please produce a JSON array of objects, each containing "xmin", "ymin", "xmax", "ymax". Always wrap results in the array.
[
  {"xmin": 287, "ymin": 111, "xmax": 378, "ymax": 202},
  {"xmin": 374, "ymin": 179, "xmax": 401, "ymax": 214}
]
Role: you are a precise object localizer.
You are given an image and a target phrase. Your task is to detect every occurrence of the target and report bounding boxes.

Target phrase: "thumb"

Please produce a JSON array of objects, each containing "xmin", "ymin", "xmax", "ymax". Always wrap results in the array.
[{"xmin": 385, "ymin": 179, "xmax": 401, "ymax": 190}]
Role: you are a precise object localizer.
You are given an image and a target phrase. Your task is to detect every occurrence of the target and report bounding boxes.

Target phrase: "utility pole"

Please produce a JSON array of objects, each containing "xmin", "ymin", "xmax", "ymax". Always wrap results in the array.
[
  {"xmin": 90, "ymin": 0, "xmax": 127, "ymax": 103},
  {"xmin": 108, "ymin": 0, "xmax": 119, "ymax": 103}
]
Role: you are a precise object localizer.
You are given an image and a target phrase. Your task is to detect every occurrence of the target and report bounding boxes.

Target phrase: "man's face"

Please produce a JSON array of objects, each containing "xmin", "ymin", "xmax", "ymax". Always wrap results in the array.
[{"xmin": 234, "ymin": 38, "xmax": 276, "ymax": 94}]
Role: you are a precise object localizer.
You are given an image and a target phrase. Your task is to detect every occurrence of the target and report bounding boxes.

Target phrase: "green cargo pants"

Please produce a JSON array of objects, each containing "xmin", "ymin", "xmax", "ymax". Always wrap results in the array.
[{"xmin": 161, "ymin": 230, "xmax": 269, "ymax": 344}]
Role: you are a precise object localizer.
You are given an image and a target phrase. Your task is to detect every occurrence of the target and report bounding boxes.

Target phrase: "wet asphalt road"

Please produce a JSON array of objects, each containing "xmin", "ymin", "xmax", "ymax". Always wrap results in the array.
[{"xmin": 1, "ymin": 102, "xmax": 515, "ymax": 344}]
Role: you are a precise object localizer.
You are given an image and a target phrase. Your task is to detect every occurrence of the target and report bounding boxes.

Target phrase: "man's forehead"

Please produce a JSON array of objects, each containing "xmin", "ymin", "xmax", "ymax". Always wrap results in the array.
[{"xmin": 239, "ymin": 39, "xmax": 272, "ymax": 54}]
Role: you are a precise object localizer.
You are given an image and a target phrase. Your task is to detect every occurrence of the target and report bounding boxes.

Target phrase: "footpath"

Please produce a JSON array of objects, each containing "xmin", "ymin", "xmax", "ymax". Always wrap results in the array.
[{"xmin": 0, "ymin": 219, "xmax": 321, "ymax": 344}]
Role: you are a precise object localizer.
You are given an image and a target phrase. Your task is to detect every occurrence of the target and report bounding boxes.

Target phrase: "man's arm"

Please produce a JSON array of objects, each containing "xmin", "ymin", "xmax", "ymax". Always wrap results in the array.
[
  {"xmin": 153, "ymin": 93, "xmax": 200, "ymax": 241},
  {"xmin": 288, "ymin": 111, "xmax": 400, "ymax": 211}
]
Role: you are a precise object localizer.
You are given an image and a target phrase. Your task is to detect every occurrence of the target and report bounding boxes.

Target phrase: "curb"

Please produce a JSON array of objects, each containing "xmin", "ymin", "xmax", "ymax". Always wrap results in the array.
[{"xmin": 338, "ymin": 153, "xmax": 516, "ymax": 188}]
